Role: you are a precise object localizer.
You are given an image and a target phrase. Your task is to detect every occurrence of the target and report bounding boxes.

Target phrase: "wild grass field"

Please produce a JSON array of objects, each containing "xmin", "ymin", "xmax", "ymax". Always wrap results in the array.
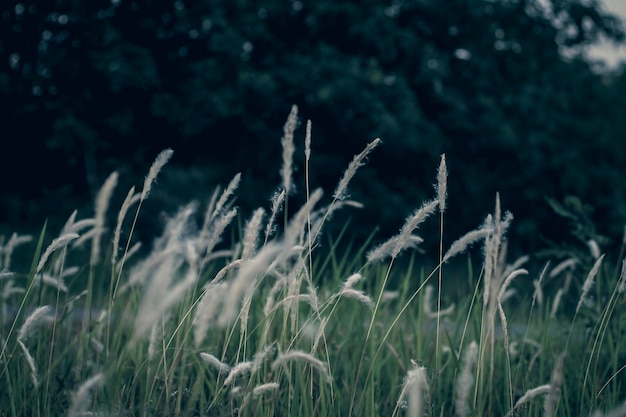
[{"xmin": 1, "ymin": 106, "xmax": 625, "ymax": 417}]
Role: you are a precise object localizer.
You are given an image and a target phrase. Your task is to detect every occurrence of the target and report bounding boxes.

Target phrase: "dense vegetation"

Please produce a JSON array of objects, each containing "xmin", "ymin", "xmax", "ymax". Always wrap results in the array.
[
  {"xmin": 2, "ymin": 0, "xmax": 626, "ymax": 259},
  {"xmin": 1, "ymin": 109, "xmax": 626, "ymax": 416}
]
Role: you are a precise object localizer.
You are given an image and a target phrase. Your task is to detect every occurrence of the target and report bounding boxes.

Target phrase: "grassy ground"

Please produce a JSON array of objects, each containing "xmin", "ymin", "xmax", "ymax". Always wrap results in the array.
[{"xmin": 1, "ymin": 106, "xmax": 626, "ymax": 417}]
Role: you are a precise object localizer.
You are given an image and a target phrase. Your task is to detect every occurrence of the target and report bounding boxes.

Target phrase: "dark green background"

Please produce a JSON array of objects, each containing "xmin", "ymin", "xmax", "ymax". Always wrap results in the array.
[{"xmin": 1, "ymin": 0, "xmax": 625, "ymax": 260}]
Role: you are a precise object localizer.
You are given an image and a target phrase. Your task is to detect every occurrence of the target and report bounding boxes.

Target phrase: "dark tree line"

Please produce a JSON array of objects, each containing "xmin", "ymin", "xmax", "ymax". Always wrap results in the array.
[{"xmin": 1, "ymin": 0, "xmax": 625, "ymax": 258}]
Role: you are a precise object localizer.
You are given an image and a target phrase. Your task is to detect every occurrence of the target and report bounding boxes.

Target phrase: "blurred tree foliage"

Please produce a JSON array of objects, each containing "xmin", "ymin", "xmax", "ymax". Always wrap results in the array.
[{"xmin": 1, "ymin": 0, "xmax": 625, "ymax": 257}]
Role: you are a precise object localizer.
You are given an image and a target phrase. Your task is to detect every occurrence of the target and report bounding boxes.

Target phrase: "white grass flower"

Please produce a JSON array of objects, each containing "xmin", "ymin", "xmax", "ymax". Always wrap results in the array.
[
  {"xmin": 252, "ymin": 382, "xmax": 280, "ymax": 398},
  {"xmin": 281, "ymin": 104, "xmax": 298, "ymax": 195},
  {"xmin": 398, "ymin": 361, "xmax": 429, "ymax": 417},
  {"xmin": 18, "ymin": 305, "xmax": 54, "ymax": 342},
  {"xmin": 111, "ymin": 186, "xmax": 139, "ymax": 269},
  {"xmin": 533, "ymin": 279, "xmax": 544, "ymax": 306},
  {"xmin": 366, "ymin": 235, "xmax": 423, "ymax": 264},
  {"xmin": 17, "ymin": 340, "xmax": 38, "ymax": 387},
  {"xmin": 200, "ymin": 352, "xmax": 231, "ymax": 374},
  {"xmin": 392, "ymin": 200, "xmax": 438, "ymax": 259},
  {"xmin": 442, "ymin": 221, "xmax": 492, "ymax": 263},
  {"xmin": 342, "ymin": 273, "xmax": 363, "ymax": 289},
  {"xmin": 339, "ymin": 289, "xmax": 374, "ymax": 309},
  {"xmin": 210, "ymin": 173, "xmax": 241, "ymax": 223},
  {"xmin": 513, "ymin": 384, "xmax": 552, "ymax": 409},
  {"xmin": 218, "ymin": 243, "xmax": 282, "ymax": 328},
  {"xmin": 264, "ymin": 189, "xmax": 285, "ymax": 244},
  {"xmin": 455, "ymin": 341, "xmax": 478, "ymax": 417},
  {"xmin": 36, "ymin": 233, "xmax": 79, "ymax": 274},
  {"xmin": 252, "ymin": 344, "xmax": 275, "ymax": 373},
  {"xmin": 241, "ymin": 208, "xmax": 265, "ymax": 260},
  {"xmin": 200, "ymin": 207, "xmax": 238, "ymax": 267},
  {"xmin": 36, "ymin": 273, "xmax": 69, "ymax": 293},
  {"xmin": 92, "ymin": 171, "xmax": 119, "ymax": 264},
  {"xmin": 224, "ymin": 361, "xmax": 253, "ymax": 386},
  {"xmin": 193, "ymin": 281, "xmax": 229, "ymax": 347},
  {"xmin": 311, "ymin": 316, "xmax": 329, "ymax": 354},
  {"xmin": 133, "ymin": 242, "xmax": 199, "ymax": 341},
  {"xmin": 67, "ymin": 372, "xmax": 104, "ymax": 417},
  {"xmin": 587, "ymin": 239, "xmax": 601, "ymax": 259},
  {"xmin": 576, "ymin": 254, "xmax": 605, "ymax": 314},
  {"xmin": 140, "ymin": 148, "xmax": 174, "ymax": 201},
  {"xmin": 2, "ymin": 232, "xmax": 32, "ymax": 270},
  {"xmin": 436, "ymin": 153, "xmax": 447, "ymax": 212},
  {"xmin": 304, "ymin": 119, "xmax": 312, "ymax": 162},
  {"xmin": 263, "ymin": 276, "xmax": 286, "ymax": 317},
  {"xmin": 549, "ymin": 258, "xmax": 578, "ymax": 279},
  {"xmin": 271, "ymin": 350, "xmax": 330, "ymax": 383},
  {"xmin": 423, "ymin": 285, "xmax": 455, "ymax": 319},
  {"xmin": 2, "ymin": 279, "xmax": 25, "ymax": 299},
  {"xmin": 618, "ymin": 258, "xmax": 626, "ymax": 294},
  {"xmin": 544, "ymin": 353, "xmax": 565, "ymax": 417},
  {"xmin": 497, "ymin": 269, "xmax": 528, "ymax": 349},
  {"xmin": 333, "ymin": 138, "xmax": 381, "ymax": 201}
]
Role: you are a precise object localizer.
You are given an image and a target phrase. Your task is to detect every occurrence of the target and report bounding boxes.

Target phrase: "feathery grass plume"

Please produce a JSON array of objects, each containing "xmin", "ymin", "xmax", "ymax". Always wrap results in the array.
[
  {"xmin": 312, "ymin": 316, "xmax": 329, "ymax": 353},
  {"xmin": 423, "ymin": 285, "xmax": 455, "ymax": 318},
  {"xmin": 271, "ymin": 350, "xmax": 330, "ymax": 383},
  {"xmin": 263, "ymin": 275, "xmax": 287, "ymax": 317},
  {"xmin": 544, "ymin": 353, "xmax": 565, "ymax": 417},
  {"xmin": 36, "ymin": 233, "xmax": 79, "ymax": 274},
  {"xmin": 436, "ymin": 153, "xmax": 447, "ymax": 212},
  {"xmin": 442, "ymin": 217, "xmax": 492, "ymax": 263},
  {"xmin": 455, "ymin": 341, "xmax": 478, "ymax": 417},
  {"xmin": 2, "ymin": 232, "xmax": 32, "ymax": 270},
  {"xmin": 333, "ymin": 137, "xmax": 381, "ymax": 201},
  {"xmin": 200, "ymin": 352, "xmax": 231, "ymax": 374},
  {"xmin": 252, "ymin": 382, "xmax": 280, "ymax": 398},
  {"xmin": 147, "ymin": 315, "xmax": 167, "ymax": 361},
  {"xmin": 591, "ymin": 401, "xmax": 626, "ymax": 417},
  {"xmin": 193, "ymin": 281, "xmax": 229, "ymax": 347},
  {"xmin": 209, "ymin": 259, "xmax": 242, "ymax": 285},
  {"xmin": 549, "ymin": 257, "xmax": 577, "ymax": 279},
  {"xmin": 67, "ymin": 372, "xmax": 104, "ymax": 417},
  {"xmin": 224, "ymin": 360, "xmax": 254, "ymax": 386},
  {"xmin": 339, "ymin": 289, "xmax": 374, "ymax": 309},
  {"xmin": 241, "ymin": 208, "xmax": 265, "ymax": 260},
  {"xmin": 91, "ymin": 171, "xmax": 118, "ymax": 264},
  {"xmin": 281, "ymin": 104, "xmax": 298, "ymax": 195},
  {"xmin": 116, "ymin": 242, "xmax": 142, "ymax": 273},
  {"xmin": 61, "ymin": 211, "xmax": 96, "ymax": 237},
  {"xmin": 36, "ymin": 272, "xmax": 70, "ymax": 292},
  {"xmin": 576, "ymin": 253, "xmax": 605, "ymax": 314},
  {"xmin": 279, "ymin": 188, "xmax": 323, "ymax": 262},
  {"xmin": 366, "ymin": 200, "xmax": 438, "ymax": 263},
  {"xmin": 304, "ymin": 119, "xmax": 312, "ymax": 161},
  {"xmin": 17, "ymin": 305, "xmax": 53, "ymax": 342},
  {"xmin": 140, "ymin": 148, "xmax": 174, "ymax": 201},
  {"xmin": 397, "ymin": 361, "xmax": 429, "ymax": 417},
  {"xmin": 111, "ymin": 186, "xmax": 139, "ymax": 269},
  {"xmin": 513, "ymin": 384, "xmax": 552, "ymax": 410},
  {"xmin": 199, "ymin": 207, "xmax": 238, "ymax": 269},
  {"xmin": 208, "ymin": 173, "xmax": 241, "ymax": 225},
  {"xmin": 252, "ymin": 344, "xmax": 275, "ymax": 373},
  {"xmin": 618, "ymin": 258, "xmax": 626, "ymax": 294},
  {"xmin": 133, "ymin": 219, "xmax": 199, "ymax": 341},
  {"xmin": 264, "ymin": 189, "xmax": 285, "ymax": 244},
  {"xmin": 17, "ymin": 340, "xmax": 38, "ymax": 387},
  {"xmin": 588, "ymin": 239, "xmax": 601, "ymax": 259},
  {"xmin": 497, "ymin": 269, "xmax": 528, "ymax": 350},
  {"xmin": 218, "ymin": 243, "xmax": 283, "ymax": 328},
  {"xmin": 2, "ymin": 279, "xmax": 25, "ymax": 301},
  {"xmin": 366, "ymin": 235, "xmax": 423, "ymax": 264},
  {"xmin": 392, "ymin": 199, "xmax": 439, "ymax": 259}
]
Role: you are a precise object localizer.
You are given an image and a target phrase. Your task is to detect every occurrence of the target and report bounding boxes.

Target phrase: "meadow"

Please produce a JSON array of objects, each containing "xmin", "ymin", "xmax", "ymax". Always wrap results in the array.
[{"xmin": 1, "ymin": 105, "xmax": 625, "ymax": 417}]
